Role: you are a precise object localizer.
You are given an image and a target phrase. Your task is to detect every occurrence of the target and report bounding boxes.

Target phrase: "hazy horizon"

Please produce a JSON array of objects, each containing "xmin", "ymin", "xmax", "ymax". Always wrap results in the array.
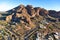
[{"xmin": 0, "ymin": 0, "xmax": 60, "ymax": 11}]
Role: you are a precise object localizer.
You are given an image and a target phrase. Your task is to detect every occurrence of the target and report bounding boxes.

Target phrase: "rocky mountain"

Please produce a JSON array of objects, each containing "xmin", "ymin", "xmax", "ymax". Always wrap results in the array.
[
  {"xmin": 7, "ymin": 4, "xmax": 60, "ymax": 22},
  {"xmin": 0, "ymin": 4, "xmax": 60, "ymax": 40}
]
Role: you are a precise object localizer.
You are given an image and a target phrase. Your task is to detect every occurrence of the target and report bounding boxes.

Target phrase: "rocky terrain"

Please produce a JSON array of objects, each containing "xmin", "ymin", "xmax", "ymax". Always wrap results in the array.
[{"xmin": 0, "ymin": 4, "xmax": 60, "ymax": 40}]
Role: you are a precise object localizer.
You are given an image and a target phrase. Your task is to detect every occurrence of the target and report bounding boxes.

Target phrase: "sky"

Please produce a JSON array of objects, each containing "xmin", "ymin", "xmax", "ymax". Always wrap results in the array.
[{"xmin": 0, "ymin": 0, "xmax": 60, "ymax": 11}]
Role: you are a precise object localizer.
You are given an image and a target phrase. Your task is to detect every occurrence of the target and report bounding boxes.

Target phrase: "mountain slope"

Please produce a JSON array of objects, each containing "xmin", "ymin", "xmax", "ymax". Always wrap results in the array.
[{"xmin": 0, "ymin": 4, "xmax": 60, "ymax": 40}]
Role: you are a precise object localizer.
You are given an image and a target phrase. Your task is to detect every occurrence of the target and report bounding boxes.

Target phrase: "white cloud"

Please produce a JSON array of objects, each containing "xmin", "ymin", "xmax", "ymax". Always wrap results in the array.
[{"xmin": 0, "ymin": 3, "xmax": 14, "ymax": 11}]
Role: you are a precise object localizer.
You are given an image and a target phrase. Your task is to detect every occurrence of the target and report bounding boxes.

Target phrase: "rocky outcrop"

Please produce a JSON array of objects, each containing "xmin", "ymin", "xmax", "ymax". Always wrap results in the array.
[
  {"xmin": 49, "ymin": 10, "xmax": 60, "ymax": 18},
  {"xmin": 6, "ymin": 15, "xmax": 12, "ymax": 22}
]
